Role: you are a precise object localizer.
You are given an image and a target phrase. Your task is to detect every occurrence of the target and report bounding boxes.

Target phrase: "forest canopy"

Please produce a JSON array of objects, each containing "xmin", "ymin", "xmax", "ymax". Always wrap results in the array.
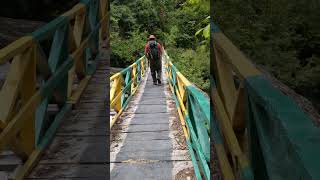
[
  {"xmin": 110, "ymin": 0, "xmax": 210, "ymax": 92},
  {"xmin": 213, "ymin": 0, "xmax": 320, "ymax": 111}
]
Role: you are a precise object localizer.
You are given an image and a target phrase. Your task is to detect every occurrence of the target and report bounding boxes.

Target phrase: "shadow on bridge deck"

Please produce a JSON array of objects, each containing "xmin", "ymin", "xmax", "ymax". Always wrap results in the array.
[{"xmin": 111, "ymin": 69, "xmax": 194, "ymax": 179}]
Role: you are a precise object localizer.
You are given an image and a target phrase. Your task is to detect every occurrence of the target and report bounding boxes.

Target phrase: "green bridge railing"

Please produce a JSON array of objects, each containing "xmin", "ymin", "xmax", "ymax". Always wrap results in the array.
[
  {"xmin": 110, "ymin": 56, "xmax": 148, "ymax": 128},
  {"xmin": 164, "ymin": 51, "xmax": 210, "ymax": 180},
  {"xmin": 0, "ymin": 0, "xmax": 109, "ymax": 179},
  {"xmin": 110, "ymin": 50, "xmax": 211, "ymax": 179},
  {"xmin": 211, "ymin": 21, "xmax": 320, "ymax": 180}
]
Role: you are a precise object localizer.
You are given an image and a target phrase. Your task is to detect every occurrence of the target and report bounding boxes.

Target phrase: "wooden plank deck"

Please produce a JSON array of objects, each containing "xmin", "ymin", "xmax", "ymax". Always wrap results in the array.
[
  {"xmin": 110, "ymin": 68, "xmax": 194, "ymax": 180},
  {"xmin": 0, "ymin": 17, "xmax": 45, "ymax": 49},
  {"xmin": 27, "ymin": 53, "xmax": 109, "ymax": 179}
]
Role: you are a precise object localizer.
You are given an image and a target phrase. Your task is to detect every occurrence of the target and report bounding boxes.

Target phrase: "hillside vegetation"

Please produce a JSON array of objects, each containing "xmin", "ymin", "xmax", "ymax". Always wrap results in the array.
[
  {"xmin": 213, "ymin": 0, "xmax": 320, "ymax": 111},
  {"xmin": 110, "ymin": 0, "xmax": 210, "ymax": 92}
]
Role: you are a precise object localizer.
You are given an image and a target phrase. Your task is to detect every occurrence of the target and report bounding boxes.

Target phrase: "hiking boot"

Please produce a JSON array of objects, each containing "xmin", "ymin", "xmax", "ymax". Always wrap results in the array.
[
  {"xmin": 157, "ymin": 79, "xmax": 161, "ymax": 85},
  {"xmin": 153, "ymin": 81, "xmax": 157, "ymax": 85}
]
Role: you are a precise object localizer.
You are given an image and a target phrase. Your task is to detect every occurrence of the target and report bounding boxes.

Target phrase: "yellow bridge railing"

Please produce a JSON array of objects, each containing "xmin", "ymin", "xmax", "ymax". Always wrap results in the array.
[
  {"xmin": 110, "ymin": 49, "xmax": 210, "ymax": 179},
  {"xmin": 212, "ymin": 22, "xmax": 320, "ymax": 179},
  {"xmin": 110, "ymin": 56, "xmax": 148, "ymax": 128},
  {"xmin": 0, "ymin": 0, "xmax": 108, "ymax": 179},
  {"xmin": 164, "ymin": 51, "xmax": 210, "ymax": 180},
  {"xmin": 211, "ymin": 24, "xmax": 257, "ymax": 180}
]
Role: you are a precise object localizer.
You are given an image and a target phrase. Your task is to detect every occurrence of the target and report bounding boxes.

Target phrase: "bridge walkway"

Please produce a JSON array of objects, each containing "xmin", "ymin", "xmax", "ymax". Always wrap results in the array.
[
  {"xmin": 27, "ymin": 59, "xmax": 109, "ymax": 179},
  {"xmin": 110, "ymin": 67, "xmax": 194, "ymax": 179}
]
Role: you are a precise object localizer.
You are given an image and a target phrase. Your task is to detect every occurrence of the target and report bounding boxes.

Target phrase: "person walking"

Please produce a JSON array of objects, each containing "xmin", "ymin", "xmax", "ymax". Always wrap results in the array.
[{"xmin": 144, "ymin": 35, "xmax": 163, "ymax": 85}]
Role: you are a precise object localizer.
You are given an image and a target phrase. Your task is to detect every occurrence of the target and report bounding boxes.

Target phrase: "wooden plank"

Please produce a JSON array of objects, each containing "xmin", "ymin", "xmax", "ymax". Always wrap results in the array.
[
  {"xmin": 165, "ymin": 53, "xmax": 210, "ymax": 178},
  {"xmin": 54, "ymin": 70, "xmax": 69, "ymax": 103},
  {"xmin": 111, "ymin": 73, "xmax": 192, "ymax": 179},
  {"xmin": 62, "ymin": 3, "xmax": 86, "ymax": 20},
  {"xmin": 213, "ymin": 48, "xmax": 237, "ymax": 120},
  {"xmin": 99, "ymin": 3, "xmax": 108, "ymax": 41},
  {"xmin": 177, "ymin": 75, "xmax": 187, "ymax": 103},
  {"xmin": 31, "ymin": 16, "xmax": 67, "ymax": 41},
  {"xmin": 0, "ymin": 92, "xmax": 41, "ymax": 151},
  {"xmin": 215, "ymin": 144, "xmax": 235, "ymax": 180},
  {"xmin": 68, "ymin": 75, "xmax": 91, "ymax": 104},
  {"xmin": 73, "ymin": 13, "xmax": 85, "ymax": 47},
  {"xmin": 11, "ymin": 46, "xmax": 37, "ymax": 158},
  {"xmin": 0, "ymin": 1, "xmax": 109, "ymax": 178},
  {"xmin": 0, "ymin": 36, "xmax": 33, "ymax": 65},
  {"xmin": 0, "ymin": 54, "xmax": 26, "ymax": 125},
  {"xmin": 27, "ymin": 59, "xmax": 108, "ymax": 179},
  {"xmin": 40, "ymin": 58, "xmax": 73, "ymax": 99},
  {"xmin": 35, "ymin": 98, "xmax": 49, "ymax": 146},
  {"xmin": 20, "ymin": 47, "xmax": 37, "ymax": 107},
  {"xmin": 232, "ymin": 85, "xmax": 246, "ymax": 132},
  {"xmin": 212, "ymin": 89, "xmax": 253, "ymax": 178},
  {"xmin": 15, "ymin": 104, "xmax": 72, "ymax": 180},
  {"xmin": 110, "ymin": 77, "xmax": 123, "ymax": 111},
  {"xmin": 72, "ymin": 37, "xmax": 89, "ymax": 78},
  {"xmin": 67, "ymin": 66, "xmax": 76, "ymax": 99},
  {"xmin": 99, "ymin": 0, "xmax": 107, "ymax": 18},
  {"xmin": 68, "ymin": 24, "xmax": 77, "ymax": 53},
  {"xmin": 35, "ymin": 43, "xmax": 51, "ymax": 78},
  {"xmin": 15, "ymin": 149, "xmax": 42, "ymax": 180},
  {"xmin": 37, "ymin": 136, "xmax": 107, "ymax": 164},
  {"xmin": 87, "ymin": 0, "xmax": 99, "ymax": 31},
  {"xmin": 214, "ymin": 32, "xmax": 261, "ymax": 79},
  {"xmin": 48, "ymin": 24, "xmax": 68, "ymax": 73},
  {"xmin": 28, "ymin": 164, "xmax": 107, "ymax": 179}
]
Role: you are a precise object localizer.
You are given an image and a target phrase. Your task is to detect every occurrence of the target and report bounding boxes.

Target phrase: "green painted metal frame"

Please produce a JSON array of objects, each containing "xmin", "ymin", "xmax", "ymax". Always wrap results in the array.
[
  {"xmin": 118, "ymin": 57, "xmax": 146, "ymax": 109},
  {"xmin": 212, "ymin": 21, "xmax": 320, "ymax": 179},
  {"xmin": 31, "ymin": 0, "xmax": 103, "ymax": 150},
  {"xmin": 244, "ymin": 76, "xmax": 320, "ymax": 180},
  {"xmin": 0, "ymin": 0, "xmax": 109, "ymax": 179},
  {"xmin": 110, "ymin": 56, "xmax": 147, "ymax": 127},
  {"xmin": 165, "ymin": 56, "xmax": 211, "ymax": 180}
]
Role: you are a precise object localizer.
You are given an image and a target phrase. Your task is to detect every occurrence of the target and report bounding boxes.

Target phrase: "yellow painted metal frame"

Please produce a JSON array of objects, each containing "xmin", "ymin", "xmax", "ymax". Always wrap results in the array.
[
  {"xmin": 211, "ymin": 31, "xmax": 261, "ymax": 179},
  {"xmin": 165, "ymin": 61, "xmax": 190, "ymax": 139},
  {"xmin": 164, "ymin": 50, "xmax": 210, "ymax": 179},
  {"xmin": 110, "ymin": 56, "xmax": 147, "ymax": 128},
  {"xmin": 213, "ymin": 23, "xmax": 320, "ymax": 179},
  {"xmin": 0, "ymin": 1, "xmax": 109, "ymax": 179}
]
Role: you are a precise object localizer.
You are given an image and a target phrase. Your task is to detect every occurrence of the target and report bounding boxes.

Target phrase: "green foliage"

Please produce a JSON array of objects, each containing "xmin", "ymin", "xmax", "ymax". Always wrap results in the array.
[
  {"xmin": 110, "ymin": 4, "xmax": 136, "ymax": 38},
  {"xmin": 196, "ymin": 23, "xmax": 210, "ymax": 39},
  {"xmin": 213, "ymin": 0, "xmax": 320, "ymax": 111},
  {"xmin": 168, "ymin": 47, "xmax": 210, "ymax": 93},
  {"xmin": 111, "ymin": 31, "xmax": 148, "ymax": 67},
  {"xmin": 111, "ymin": 0, "xmax": 209, "ymax": 91},
  {"xmin": 187, "ymin": 0, "xmax": 209, "ymax": 12},
  {"xmin": 188, "ymin": 0, "xmax": 210, "ymax": 42}
]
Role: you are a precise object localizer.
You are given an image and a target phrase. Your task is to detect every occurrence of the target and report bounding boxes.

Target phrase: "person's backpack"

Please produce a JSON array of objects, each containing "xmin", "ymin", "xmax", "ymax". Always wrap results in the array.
[{"xmin": 148, "ymin": 40, "xmax": 159, "ymax": 61}]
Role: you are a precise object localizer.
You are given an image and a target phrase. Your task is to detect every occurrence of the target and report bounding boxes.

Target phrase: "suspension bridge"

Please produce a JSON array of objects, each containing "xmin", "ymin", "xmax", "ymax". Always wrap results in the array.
[
  {"xmin": 109, "ymin": 21, "xmax": 320, "ymax": 180},
  {"xmin": 110, "ymin": 51, "xmax": 210, "ymax": 179}
]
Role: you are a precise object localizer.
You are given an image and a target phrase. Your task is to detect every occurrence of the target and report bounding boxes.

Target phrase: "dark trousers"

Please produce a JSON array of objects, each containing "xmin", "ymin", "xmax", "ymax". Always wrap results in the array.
[
  {"xmin": 150, "ymin": 60, "xmax": 161, "ymax": 83},
  {"xmin": 151, "ymin": 67, "xmax": 161, "ymax": 83}
]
